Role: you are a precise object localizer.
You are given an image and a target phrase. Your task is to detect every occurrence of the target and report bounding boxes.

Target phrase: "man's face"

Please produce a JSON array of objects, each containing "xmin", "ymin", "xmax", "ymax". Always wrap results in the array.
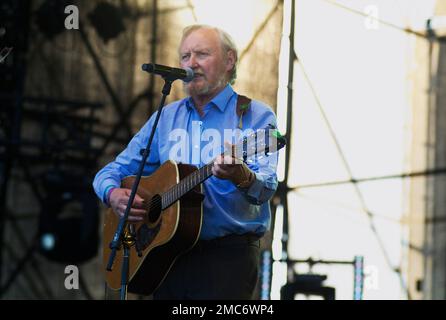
[{"xmin": 179, "ymin": 28, "xmax": 234, "ymax": 98}]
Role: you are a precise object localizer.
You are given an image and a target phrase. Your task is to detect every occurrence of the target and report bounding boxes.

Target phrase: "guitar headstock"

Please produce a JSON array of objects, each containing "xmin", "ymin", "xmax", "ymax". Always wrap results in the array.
[{"xmin": 224, "ymin": 124, "xmax": 287, "ymax": 163}]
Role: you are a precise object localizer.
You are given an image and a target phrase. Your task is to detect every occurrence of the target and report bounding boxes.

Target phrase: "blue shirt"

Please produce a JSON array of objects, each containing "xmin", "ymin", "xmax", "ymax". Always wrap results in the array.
[{"xmin": 93, "ymin": 84, "xmax": 278, "ymax": 240}]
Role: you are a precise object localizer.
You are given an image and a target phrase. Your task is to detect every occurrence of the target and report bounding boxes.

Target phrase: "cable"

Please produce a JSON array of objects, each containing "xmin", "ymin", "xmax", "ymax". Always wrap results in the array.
[
  {"xmin": 239, "ymin": 0, "xmax": 282, "ymax": 63},
  {"xmin": 320, "ymin": 0, "xmax": 445, "ymax": 42},
  {"xmin": 291, "ymin": 168, "xmax": 446, "ymax": 190},
  {"xmin": 186, "ymin": 0, "xmax": 198, "ymax": 23},
  {"xmin": 293, "ymin": 189, "xmax": 403, "ymax": 225},
  {"xmin": 294, "ymin": 50, "xmax": 411, "ymax": 299}
]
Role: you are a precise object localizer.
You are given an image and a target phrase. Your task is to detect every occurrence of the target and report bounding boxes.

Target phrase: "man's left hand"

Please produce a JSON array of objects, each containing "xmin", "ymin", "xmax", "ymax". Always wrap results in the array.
[{"xmin": 212, "ymin": 155, "xmax": 254, "ymax": 188}]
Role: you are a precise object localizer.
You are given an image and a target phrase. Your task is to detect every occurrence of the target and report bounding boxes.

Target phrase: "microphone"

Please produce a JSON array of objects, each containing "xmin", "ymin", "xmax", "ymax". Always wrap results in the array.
[{"xmin": 141, "ymin": 63, "xmax": 194, "ymax": 82}]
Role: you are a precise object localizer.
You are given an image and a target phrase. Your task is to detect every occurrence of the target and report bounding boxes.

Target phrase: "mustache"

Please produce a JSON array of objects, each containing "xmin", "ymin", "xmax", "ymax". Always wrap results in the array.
[{"xmin": 191, "ymin": 69, "xmax": 205, "ymax": 78}]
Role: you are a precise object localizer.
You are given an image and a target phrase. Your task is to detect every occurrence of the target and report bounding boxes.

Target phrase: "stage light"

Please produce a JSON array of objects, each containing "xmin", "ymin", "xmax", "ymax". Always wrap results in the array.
[
  {"xmin": 38, "ymin": 170, "xmax": 99, "ymax": 264},
  {"xmin": 40, "ymin": 233, "xmax": 56, "ymax": 251},
  {"xmin": 88, "ymin": 2, "xmax": 126, "ymax": 43}
]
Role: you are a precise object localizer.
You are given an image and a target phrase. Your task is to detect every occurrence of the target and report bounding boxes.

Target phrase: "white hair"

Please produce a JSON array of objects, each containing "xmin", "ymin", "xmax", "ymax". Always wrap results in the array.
[{"xmin": 179, "ymin": 24, "xmax": 238, "ymax": 84}]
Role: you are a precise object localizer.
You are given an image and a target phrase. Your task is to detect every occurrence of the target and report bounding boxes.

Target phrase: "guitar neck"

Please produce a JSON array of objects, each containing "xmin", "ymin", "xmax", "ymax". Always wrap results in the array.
[
  {"xmin": 159, "ymin": 125, "xmax": 286, "ymax": 210},
  {"xmin": 161, "ymin": 162, "xmax": 213, "ymax": 210}
]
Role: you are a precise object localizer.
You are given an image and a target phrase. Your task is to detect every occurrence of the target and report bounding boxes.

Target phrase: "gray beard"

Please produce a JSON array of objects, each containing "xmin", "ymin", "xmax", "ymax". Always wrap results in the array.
[{"xmin": 183, "ymin": 74, "xmax": 227, "ymax": 97}]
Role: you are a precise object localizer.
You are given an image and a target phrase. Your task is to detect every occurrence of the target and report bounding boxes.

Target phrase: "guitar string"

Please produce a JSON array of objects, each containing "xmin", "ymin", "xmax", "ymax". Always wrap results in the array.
[
  {"xmin": 145, "ymin": 163, "xmax": 212, "ymax": 212},
  {"xmin": 144, "ymin": 137, "xmax": 264, "ymax": 212},
  {"xmin": 142, "ymin": 132, "xmax": 272, "ymax": 214},
  {"xmin": 148, "ymin": 144, "xmax": 253, "ymax": 211}
]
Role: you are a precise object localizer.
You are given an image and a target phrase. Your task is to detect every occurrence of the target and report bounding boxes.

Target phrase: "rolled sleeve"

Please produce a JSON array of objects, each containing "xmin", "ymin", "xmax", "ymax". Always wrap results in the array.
[
  {"xmin": 238, "ymin": 146, "xmax": 278, "ymax": 205},
  {"xmin": 97, "ymin": 177, "xmax": 120, "ymax": 204},
  {"xmin": 248, "ymin": 170, "xmax": 277, "ymax": 198},
  {"xmin": 236, "ymin": 103, "xmax": 280, "ymax": 205}
]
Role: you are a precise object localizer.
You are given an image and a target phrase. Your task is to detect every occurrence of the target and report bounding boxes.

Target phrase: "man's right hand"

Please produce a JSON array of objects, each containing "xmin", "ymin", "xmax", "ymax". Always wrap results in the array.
[{"xmin": 108, "ymin": 188, "xmax": 146, "ymax": 222}]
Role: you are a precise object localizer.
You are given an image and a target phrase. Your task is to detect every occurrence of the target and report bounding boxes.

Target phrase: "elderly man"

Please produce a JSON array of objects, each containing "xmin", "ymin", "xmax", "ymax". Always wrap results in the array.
[{"xmin": 93, "ymin": 24, "xmax": 279, "ymax": 299}]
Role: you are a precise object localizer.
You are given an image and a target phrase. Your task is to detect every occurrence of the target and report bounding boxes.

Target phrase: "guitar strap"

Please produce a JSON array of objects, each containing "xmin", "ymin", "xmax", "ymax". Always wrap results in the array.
[{"xmin": 236, "ymin": 94, "xmax": 252, "ymax": 129}]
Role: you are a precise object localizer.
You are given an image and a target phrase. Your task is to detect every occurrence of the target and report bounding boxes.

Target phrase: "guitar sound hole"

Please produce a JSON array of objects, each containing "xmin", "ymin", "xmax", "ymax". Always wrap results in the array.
[{"xmin": 147, "ymin": 194, "xmax": 162, "ymax": 223}]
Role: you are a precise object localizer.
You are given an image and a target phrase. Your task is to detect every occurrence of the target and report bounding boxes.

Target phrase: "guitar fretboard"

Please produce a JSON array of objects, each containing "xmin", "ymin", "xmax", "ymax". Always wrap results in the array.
[
  {"xmin": 161, "ymin": 162, "xmax": 213, "ymax": 209},
  {"xmin": 157, "ymin": 125, "xmax": 283, "ymax": 210}
]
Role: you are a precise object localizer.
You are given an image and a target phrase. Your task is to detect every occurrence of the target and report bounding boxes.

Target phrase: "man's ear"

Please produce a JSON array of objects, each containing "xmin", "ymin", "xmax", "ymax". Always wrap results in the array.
[{"xmin": 225, "ymin": 50, "xmax": 236, "ymax": 72}]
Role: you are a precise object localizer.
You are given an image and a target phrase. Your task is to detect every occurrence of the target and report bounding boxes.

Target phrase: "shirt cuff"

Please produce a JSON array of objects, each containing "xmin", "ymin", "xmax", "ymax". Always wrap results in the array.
[
  {"xmin": 241, "ymin": 171, "xmax": 265, "ymax": 200},
  {"xmin": 104, "ymin": 186, "xmax": 116, "ymax": 206},
  {"xmin": 101, "ymin": 178, "xmax": 119, "ymax": 204}
]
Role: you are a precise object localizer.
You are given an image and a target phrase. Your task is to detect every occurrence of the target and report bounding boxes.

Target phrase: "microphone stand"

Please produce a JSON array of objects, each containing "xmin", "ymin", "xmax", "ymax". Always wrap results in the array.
[{"xmin": 106, "ymin": 77, "xmax": 173, "ymax": 300}]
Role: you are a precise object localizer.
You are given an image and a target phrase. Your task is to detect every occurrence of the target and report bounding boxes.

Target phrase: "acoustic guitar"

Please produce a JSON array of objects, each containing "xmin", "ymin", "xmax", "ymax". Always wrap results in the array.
[{"xmin": 103, "ymin": 125, "xmax": 286, "ymax": 295}]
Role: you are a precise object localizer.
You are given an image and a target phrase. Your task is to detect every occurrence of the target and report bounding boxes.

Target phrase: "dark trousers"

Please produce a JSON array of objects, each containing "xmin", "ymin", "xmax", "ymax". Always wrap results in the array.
[{"xmin": 153, "ymin": 233, "xmax": 261, "ymax": 300}]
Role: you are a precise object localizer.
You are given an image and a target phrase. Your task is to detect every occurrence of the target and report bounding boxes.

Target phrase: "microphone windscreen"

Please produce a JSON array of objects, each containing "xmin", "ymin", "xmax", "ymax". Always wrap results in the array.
[
  {"xmin": 183, "ymin": 67, "xmax": 194, "ymax": 83},
  {"xmin": 141, "ymin": 63, "xmax": 154, "ymax": 72}
]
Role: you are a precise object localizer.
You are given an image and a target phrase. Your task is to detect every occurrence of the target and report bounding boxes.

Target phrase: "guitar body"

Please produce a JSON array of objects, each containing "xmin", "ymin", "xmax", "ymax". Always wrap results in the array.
[{"xmin": 102, "ymin": 160, "xmax": 203, "ymax": 295}]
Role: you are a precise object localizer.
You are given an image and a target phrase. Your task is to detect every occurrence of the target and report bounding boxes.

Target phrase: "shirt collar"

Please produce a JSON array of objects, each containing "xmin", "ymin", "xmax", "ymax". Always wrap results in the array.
[{"xmin": 185, "ymin": 84, "xmax": 235, "ymax": 112}]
